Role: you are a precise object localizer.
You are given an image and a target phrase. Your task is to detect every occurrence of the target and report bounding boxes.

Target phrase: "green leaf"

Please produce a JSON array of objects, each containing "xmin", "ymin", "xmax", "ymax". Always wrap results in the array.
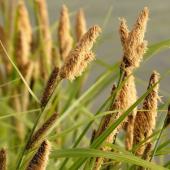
[{"xmin": 54, "ymin": 148, "xmax": 167, "ymax": 170}]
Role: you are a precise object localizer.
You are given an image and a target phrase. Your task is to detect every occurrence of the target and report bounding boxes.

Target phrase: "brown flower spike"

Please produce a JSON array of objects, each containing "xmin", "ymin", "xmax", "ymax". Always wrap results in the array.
[
  {"xmin": 133, "ymin": 71, "xmax": 160, "ymax": 156},
  {"xmin": 0, "ymin": 148, "xmax": 7, "ymax": 170},
  {"xmin": 59, "ymin": 25, "xmax": 101, "ymax": 81},
  {"xmin": 26, "ymin": 140, "xmax": 51, "ymax": 170},
  {"xmin": 58, "ymin": 4, "xmax": 73, "ymax": 61},
  {"xmin": 35, "ymin": 0, "xmax": 52, "ymax": 67},
  {"xmin": 75, "ymin": 9, "xmax": 87, "ymax": 41},
  {"xmin": 26, "ymin": 113, "xmax": 58, "ymax": 150},
  {"xmin": 15, "ymin": 1, "xmax": 32, "ymax": 72},
  {"xmin": 40, "ymin": 67, "xmax": 59, "ymax": 108}
]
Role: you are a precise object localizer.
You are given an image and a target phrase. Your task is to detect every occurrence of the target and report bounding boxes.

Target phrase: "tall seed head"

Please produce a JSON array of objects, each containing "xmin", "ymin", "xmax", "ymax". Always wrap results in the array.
[
  {"xmin": 58, "ymin": 4, "xmax": 73, "ymax": 61},
  {"xmin": 26, "ymin": 113, "xmax": 58, "ymax": 150},
  {"xmin": 133, "ymin": 71, "xmax": 160, "ymax": 156},
  {"xmin": 59, "ymin": 25, "xmax": 101, "ymax": 81},
  {"xmin": 75, "ymin": 9, "xmax": 87, "ymax": 41},
  {"xmin": 26, "ymin": 140, "xmax": 51, "ymax": 170},
  {"xmin": 0, "ymin": 148, "xmax": 7, "ymax": 170},
  {"xmin": 35, "ymin": 0, "xmax": 52, "ymax": 66},
  {"xmin": 120, "ymin": 7, "xmax": 149, "ymax": 71},
  {"xmin": 41, "ymin": 67, "xmax": 59, "ymax": 108},
  {"xmin": 15, "ymin": 1, "xmax": 32, "ymax": 71}
]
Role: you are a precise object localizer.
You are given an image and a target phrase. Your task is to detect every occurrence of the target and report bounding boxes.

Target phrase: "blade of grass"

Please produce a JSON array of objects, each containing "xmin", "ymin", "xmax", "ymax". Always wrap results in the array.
[
  {"xmin": 0, "ymin": 40, "xmax": 40, "ymax": 103},
  {"xmin": 144, "ymin": 39, "xmax": 170, "ymax": 60},
  {"xmin": 150, "ymin": 108, "xmax": 169, "ymax": 161},
  {"xmin": 54, "ymin": 148, "xmax": 167, "ymax": 170}
]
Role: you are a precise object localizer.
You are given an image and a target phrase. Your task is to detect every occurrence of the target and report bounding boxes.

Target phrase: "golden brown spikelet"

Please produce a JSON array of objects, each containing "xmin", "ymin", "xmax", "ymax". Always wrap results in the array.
[
  {"xmin": 35, "ymin": 0, "xmax": 52, "ymax": 67},
  {"xmin": 15, "ymin": 1, "xmax": 32, "ymax": 73},
  {"xmin": 59, "ymin": 25, "xmax": 101, "ymax": 81},
  {"xmin": 63, "ymin": 50, "xmax": 95, "ymax": 80},
  {"xmin": 120, "ymin": 7, "xmax": 149, "ymax": 71},
  {"xmin": 75, "ymin": 9, "xmax": 87, "ymax": 41},
  {"xmin": 12, "ymin": 90, "xmax": 25, "ymax": 140},
  {"xmin": 26, "ymin": 113, "xmax": 58, "ymax": 150},
  {"xmin": 77, "ymin": 25, "xmax": 101, "ymax": 50},
  {"xmin": 0, "ymin": 25, "xmax": 11, "ymax": 74},
  {"xmin": 125, "ymin": 114, "xmax": 135, "ymax": 150},
  {"xmin": 26, "ymin": 140, "xmax": 51, "ymax": 170},
  {"xmin": 133, "ymin": 71, "xmax": 160, "ymax": 156},
  {"xmin": 58, "ymin": 4, "xmax": 73, "ymax": 61},
  {"xmin": 129, "ymin": 7, "xmax": 149, "ymax": 47},
  {"xmin": 137, "ymin": 143, "xmax": 152, "ymax": 170},
  {"xmin": 0, "ymin": 148, "xmax": 7, "ymax": 170},
  {"xmin": 41, "ymin": 67, "xmax": 59, "ymax": 108},
  {"xmin": 142, "ymin": 142, "xmax": 152, "ymax": 160},
  {"xmin": 119, "ymin": 18, "xmax": 129, "ymax": 49}
]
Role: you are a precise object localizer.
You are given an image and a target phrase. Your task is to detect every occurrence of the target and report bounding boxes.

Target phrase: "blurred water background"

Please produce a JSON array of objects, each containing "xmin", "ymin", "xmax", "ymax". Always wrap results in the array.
[
  {"xmin": 40, "ymin": 0, "xmax": 170, "ymax": 104},
  {"xmin": 2, "ymin": 0, "xmax": 170, "ymax": 109}
]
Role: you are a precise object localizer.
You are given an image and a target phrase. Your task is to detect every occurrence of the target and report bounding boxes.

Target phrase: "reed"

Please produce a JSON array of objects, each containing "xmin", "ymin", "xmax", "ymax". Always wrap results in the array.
[
  {"xmin": 133, "ymin": 71, "xmax": 160, "ymax": 156},
  {"xmin": 58, "ymin": 4, "xmax": 73, "ymax": 61},
  {"xmin": 0, "ymin": 2, "xmax": 169, "ymax": 170},
  {"xmin": 59, "ymin": 25, "xmax": 101, "ymax": 81},
  {"xmin": 26, "ymin": 140, "xmax": 51, "ymax": 170},
  {"xmin": 26, "ymin": 113, "xmax": 58, "ymax": 150},
  {"xmin": 75, "ymin": 9, "xmax": 87, "ymax": 41},
  {"xmin": 0, "ymin": 148, "xmax": 7, "ymax": 170}
]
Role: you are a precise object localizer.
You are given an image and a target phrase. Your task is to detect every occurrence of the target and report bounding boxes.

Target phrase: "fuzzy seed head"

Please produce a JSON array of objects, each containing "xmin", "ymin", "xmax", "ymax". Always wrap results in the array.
[
  {"xmin": 26, "ymin": 113, "xmax": 58, "ymax": 150},
  {"xmin": 129, "ymin": 7, "xmax": 149, "ymax": 46},
  {"xmin": 59, "ymin": 25, "xmax": 101, "ymax": 81},
  {"xmin": 119, "ymin": 18, "xmax": 129, "ymax": 49},
  {"xmin": 77, "ymin": 25, "xmax": 101, "ymax": 50},
  {"xmin": 0, "ymin": 148, "xmax": 7, "ymax": 170},
  {"xmin": 133, "ymin": 71, "xmax": 160, "ymax": 156},
  {"xmin": 58, "ymin": 4, "xmax": 73, "ymax": 61},
  {"xmin": 35, "ymin": 0, "xmax": 52, "ymax": 65},
  {"xmin": 15, "ymin": 1, "xmax": 32, "ymax": 68},
  {"xmin": 26, "ymin": 140, "xmax": 51, "ymax": 170},
  {"xmin": 120, "ymin": 7, "xmax": 149, "ymax": 71},
  {"xmin": 41, "ymin": 67, "xmax": 59, "ymax": 108},
  {"xmin": 75, "ymin": 9, "xmax": 87, "ymax": 41}
]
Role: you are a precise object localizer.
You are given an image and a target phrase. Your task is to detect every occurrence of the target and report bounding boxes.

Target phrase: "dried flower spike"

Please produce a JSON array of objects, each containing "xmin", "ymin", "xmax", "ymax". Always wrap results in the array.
[
  {"xmin": 120, "ymin": 7, "xmax": 149, "ymax": 71},
  {"xmin": 26, "ymin": 140, "xmax": 51, "ymax": 170},
  {"xmin": 26, "ymin": 113, "xmax": 58, "ymax": 150},
  {"xmin": 58, "ymin": 4, "xmax": 73, "ymax": 61},
  {"xmin": 59, "ymin": 25, "xmax": 101, "ymax": 81},
  {"xmin": 133, "ymin": 71, "xmax": 160, "ymax": 156},
  {"xmin": 75, "ymin": 9, "xmax": 87, "ymax": 41},
  {"xmin": 35, "ymin": 0, "xmax": 52, "ymax": 67},
  {"xmin": 41, "ymin": 67, "xmax": 59, "ymax": 108},
  {"xmin": 0, "ymin": 148, "xmax": 7, "ymax": 170},
  {"xmin": 137, "ymin": 143, "xmax": 152, "ymax": 170},
  {"xmin": 120, "ymin": 7, "xmax": 149, "ymax": 151},
  {"xmin": 15, "ymin": 1, "xmax": 32, "ymax": 72}
]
